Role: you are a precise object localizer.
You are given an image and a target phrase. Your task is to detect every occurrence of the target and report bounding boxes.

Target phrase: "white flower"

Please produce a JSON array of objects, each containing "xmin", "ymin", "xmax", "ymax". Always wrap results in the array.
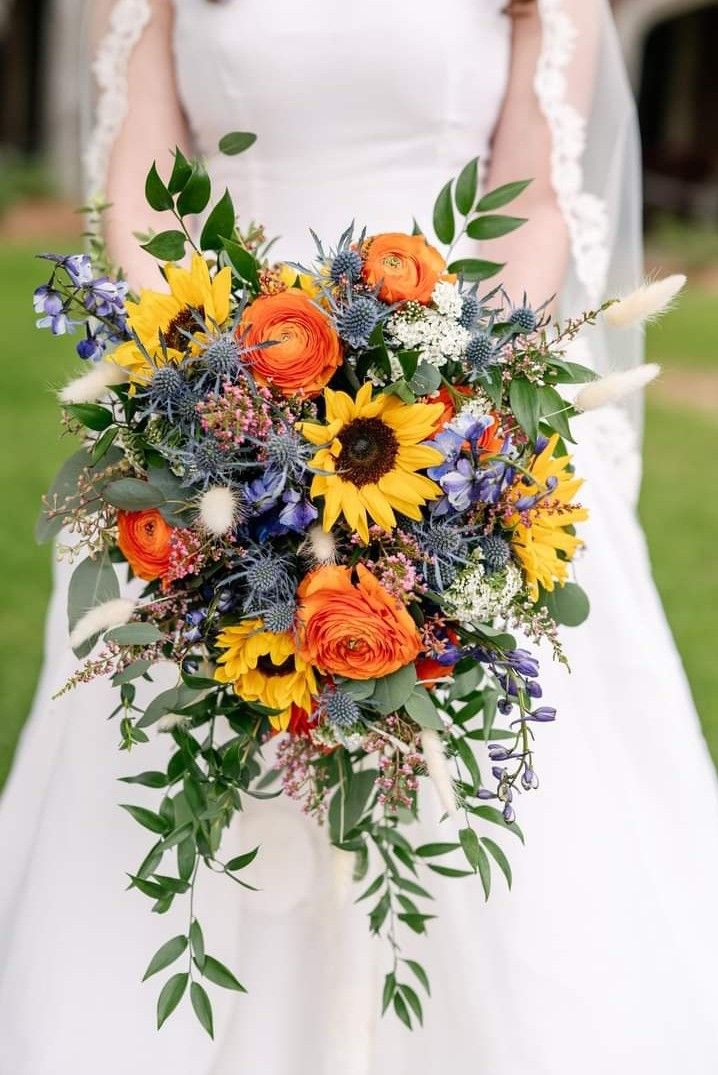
[
  {"xmin": 431, "ymin": 280, "xmax": 463, "ymax": 320},
  {"xmin": 604, "ymin": 275, "xmax": 686, "ymax": 329},
  {"xmin": 387, "ymin": 309, "xmax": 471, "ymax": 368},
  {"xmin": 58, "ymin": 361, "xmax": 128, "ymax": 404},
  {"xmin": 304, "ymin": 525, "xmax": 336, "ymax": 564},
  {"xmin": 157, "ymin": 712, "xmax": 190, "ymax": 733},
  {"xmin": 574, "ymin": 363, "xmax": 660, "ymax": 412},
  {"xmin": 421, "ymin": 729, "xmax": 459, "ymax": 816},
  {"xmin": 69, "ymin": 597, "xmax": 135, "ymax": 650},
  {"xmin": 198, "ymin": 486, "xmax": 238, "ymax": 536},
  {"xmin": 444, "ymin": 560, "xmax": 522, "ymax": 623}
]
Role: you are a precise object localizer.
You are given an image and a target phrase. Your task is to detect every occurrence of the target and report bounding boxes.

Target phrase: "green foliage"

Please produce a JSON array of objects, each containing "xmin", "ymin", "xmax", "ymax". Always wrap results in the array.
[{"xmin": 218, "ymin": 131, "xmax": 258, "ymax": 156}]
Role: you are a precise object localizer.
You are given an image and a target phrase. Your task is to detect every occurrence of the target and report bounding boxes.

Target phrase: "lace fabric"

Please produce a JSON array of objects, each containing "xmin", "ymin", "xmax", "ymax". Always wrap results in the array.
[
  {"xmin": 83, "ymin": 0, "xmax": 152, "ymax": 197},
  {"xmin": 534, "ymin": 0, "xmax": 611, "ymax": 307}
]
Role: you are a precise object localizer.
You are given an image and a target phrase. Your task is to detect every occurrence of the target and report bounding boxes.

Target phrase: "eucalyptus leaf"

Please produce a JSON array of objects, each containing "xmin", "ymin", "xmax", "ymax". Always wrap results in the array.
[
  {"xmin": 408, "ymin": 360, "xmax": 442, "ymax": 396},
  {"xmin": 371, "ymin": 664, "xmax": 417, "ymax": 716},
  {"xmin": 103, "ymin": 478, "xmax": 166, "ymax": 510},
  {"xmin": 106, "ymin": 622, "xmax": 164, "ymax": 646},
  {"xmin": 538, "ymin": 581, "xmax": 590, "ymax": 627},
  {"xmin": 112, "ymin": 659, "xmax": 154, "ymax": 686},
  {"xmin": 329, "ymin": 769, "xmax": 377, "ymax": 842},
  {"xmin": 137, "ymin": 684, "xmax": 206, "ymax": 729},
  {"xmin": 67, "ymin": 553, "xmax": 120, "ymax": 657},
  {"xmin": 404, "ymin": 687, "xmax": 444, "ymax": 730}
]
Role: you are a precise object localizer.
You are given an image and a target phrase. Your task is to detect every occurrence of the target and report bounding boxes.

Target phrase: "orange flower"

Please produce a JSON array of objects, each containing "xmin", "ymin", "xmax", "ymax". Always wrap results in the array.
[
  {"xmin": 363, "ymin": 233, "xmax": 447, "ymax": 304},
  {"xmin": 117, "ymin": 509, "xmax": 173, "ymax": 581},
  {"xmin": 298, "ymin": 564, "xmax": 422, "ymax": 680},
  {"xmin": 238, "ymin": 289, "xmax": 342, "ymax": 397},
  {"xmin": 430, "ymin": 385, "xmax": 473, "ymax": 435},
  {"xmin": 476, "ymin": 415, "xmax": 505, "ymax": 459}
]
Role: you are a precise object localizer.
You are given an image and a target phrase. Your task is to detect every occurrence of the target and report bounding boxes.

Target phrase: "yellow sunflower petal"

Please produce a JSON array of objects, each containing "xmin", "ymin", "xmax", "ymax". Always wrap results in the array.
[{"xmin": 360, "ymin": 484, "xmax": 397, "ymax": 531}]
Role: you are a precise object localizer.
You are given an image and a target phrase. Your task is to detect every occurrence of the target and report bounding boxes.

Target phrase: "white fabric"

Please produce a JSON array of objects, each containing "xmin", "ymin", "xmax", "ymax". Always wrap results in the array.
[{"xmin": 2, "ymin": 2, "xmax": 718, "ymax": 1073}]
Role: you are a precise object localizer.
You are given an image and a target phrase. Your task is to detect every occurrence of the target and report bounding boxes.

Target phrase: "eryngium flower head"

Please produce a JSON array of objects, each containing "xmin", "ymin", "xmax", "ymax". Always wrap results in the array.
[
  {"xmin": 330, "ymin": 248, "xmax": 364, "ymax": 284},
  {"xmin": 465, "ymin": 331, "xmax": 495, "ymax": 371},
  {"xmin": 478, "ymin": 534, "xmax": 511, "ymax": 574},
  {"xmin": 508, "ymin": 305, "xmax": 538, "ymax": 334},
  {"xmin": 235, "ymin": 546, "xmax": 296, "ymax": 611},
  {"xmin": 459, "ymin": 293, "xmax": 480, "ymax": 329},
  {"xmin": 336, "ymin": 296, "xmax": 382, "ymax": 349},
  {"xmin": 319, "ymin": 688, "xmax": 362, "ymax": 728}
]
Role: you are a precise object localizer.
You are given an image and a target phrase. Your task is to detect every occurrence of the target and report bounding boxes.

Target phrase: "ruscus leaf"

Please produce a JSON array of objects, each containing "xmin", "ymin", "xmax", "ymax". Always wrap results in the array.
[
  {"xmin": 142, "ymin": 935, "xmax": 187, "ymax": 981},
  {"xmin": 157, "ymin": 972, "xmax": 188, "ymax": 1029}
]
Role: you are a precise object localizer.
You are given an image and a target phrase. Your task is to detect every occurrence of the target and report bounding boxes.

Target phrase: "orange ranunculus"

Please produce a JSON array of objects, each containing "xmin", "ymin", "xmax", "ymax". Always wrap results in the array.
[
  {"xmin": 298, "ymin": 564, "xmax": 422, "ymax": 681},
  {"xmin": 117, "ymin": 509, "xmax": 173, "ymax": 581},
  {"xmin": 476, "ymin": 415, "xmax": 506, "ymax": 459},
  {"xmin": 430, "ymin": 384, "xmax": 473, "ymax": 435},
  {"xmin": 362, "ymin": 232, "xmax": 447, "ymax": 305},
  {"xmin": 238, "ymin": 288, "xmax": 342, "ymax": 397}
]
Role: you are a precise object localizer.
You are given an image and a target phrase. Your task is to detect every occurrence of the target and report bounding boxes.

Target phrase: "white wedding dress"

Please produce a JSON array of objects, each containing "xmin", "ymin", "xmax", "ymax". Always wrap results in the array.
[{"xmin": 2, "ymin": 1, "xmax": 718, "ymax": 1073}]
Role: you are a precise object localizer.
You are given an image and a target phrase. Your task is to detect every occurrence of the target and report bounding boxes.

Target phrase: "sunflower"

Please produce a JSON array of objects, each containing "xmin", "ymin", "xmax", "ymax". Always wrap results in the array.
[
  {"xmin": 300, "ymin": 383, "xmax": 444, "ymax": 543},
  {"xmin": 505, "ymin": 434, "xmax": 589, "ymax": 601},
  {"xmin": 111, "ymin": 253, "xmax": 232, "ymax": 385},
  {"xmin": 214, "ymin": 618, "xmax": 317, "ymax": 731}
]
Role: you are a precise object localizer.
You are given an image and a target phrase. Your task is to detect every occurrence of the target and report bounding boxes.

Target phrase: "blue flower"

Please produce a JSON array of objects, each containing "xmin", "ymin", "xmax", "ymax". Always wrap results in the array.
[{"xmin": 278, "ymin": 489, "xmax": 318, "ymax": 532}]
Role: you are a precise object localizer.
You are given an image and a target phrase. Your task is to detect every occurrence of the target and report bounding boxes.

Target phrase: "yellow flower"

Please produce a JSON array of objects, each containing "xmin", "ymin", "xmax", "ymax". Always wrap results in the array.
[
  {"xmin": 506, "ymin": 434, "xmax": 589, "ymax": 601},
  {"xmin": 300, "ymin": 382, "xmax": 444, "ymax": 543},
  {"xmin": 111, "ymin": 253, "xmax": 232, "ymax": 385},
  {"xmin": 214, "ymin": 619, "xmax": 316, "ymax": 731},
  {"xmin": 276, "ymin": 262, "xmax": 325, "ymax": 299}
]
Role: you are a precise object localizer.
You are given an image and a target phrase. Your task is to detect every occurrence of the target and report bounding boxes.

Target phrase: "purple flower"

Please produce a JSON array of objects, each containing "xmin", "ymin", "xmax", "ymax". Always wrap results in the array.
[
  {"xmin": 33, "ymin": 285, "xmax": 63, "ymax": 317},
  {"xmin": 278, "ymin": 489, "xmax": 318, "ymax": 532},
  {"xmin": 528, "ymin": 707, "xmax": 556, "ymax": 722},
  {"xmin": 76, "ymin": 332, "xmax": 106, "ymax": 362}
]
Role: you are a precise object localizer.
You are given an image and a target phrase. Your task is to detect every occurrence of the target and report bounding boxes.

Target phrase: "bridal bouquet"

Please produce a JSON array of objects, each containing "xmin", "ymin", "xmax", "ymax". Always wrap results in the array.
[{"xmin": 34, "ymin": 133, "xmax": 663, "ymax": 1033}]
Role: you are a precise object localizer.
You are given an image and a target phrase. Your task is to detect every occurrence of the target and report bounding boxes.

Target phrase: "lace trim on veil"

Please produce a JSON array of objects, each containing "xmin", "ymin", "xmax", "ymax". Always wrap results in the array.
[
  {"xmin": 83, "ymin": 0, "xmax": 152, "ymax": 196},
  {"xmin": 534, "ymin": 0, "xmax": 610, "ymax": 307}
]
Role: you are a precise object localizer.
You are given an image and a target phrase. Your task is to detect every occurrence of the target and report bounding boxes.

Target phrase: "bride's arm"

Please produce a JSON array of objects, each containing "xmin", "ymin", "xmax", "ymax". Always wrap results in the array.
[
  {"xmin": 91, "ymin": 0, "xmax": 190, "ymax": 289},
  {"xmin": 485, "ymin": 3, "xmax": 600, "ymax": 306}
]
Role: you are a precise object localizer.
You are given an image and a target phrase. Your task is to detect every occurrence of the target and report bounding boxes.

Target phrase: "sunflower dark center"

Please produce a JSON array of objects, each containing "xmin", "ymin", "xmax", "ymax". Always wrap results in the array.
[
  {"xmin": 336, "ymin": 417, "xmax": 399, "ymax": 487},
  {"xmin": 257, "ymin": 654, "xmax": 295, "ymax": 677},
  {"xmin": 164, "ymin": 305, "xmax": 205, "ymax": 352}
]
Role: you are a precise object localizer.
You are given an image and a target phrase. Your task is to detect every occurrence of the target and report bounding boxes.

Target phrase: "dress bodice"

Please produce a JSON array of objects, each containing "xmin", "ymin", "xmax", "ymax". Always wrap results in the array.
[{"xmin": 172, "ymin": 0, "xmax": 511, "ymax": 259}]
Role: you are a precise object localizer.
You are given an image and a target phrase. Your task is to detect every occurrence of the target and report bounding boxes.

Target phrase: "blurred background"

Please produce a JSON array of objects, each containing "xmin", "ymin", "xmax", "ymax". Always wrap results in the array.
[{"xmin": 0, "ymin": 0, "xmax": 716, "ymax": 788}]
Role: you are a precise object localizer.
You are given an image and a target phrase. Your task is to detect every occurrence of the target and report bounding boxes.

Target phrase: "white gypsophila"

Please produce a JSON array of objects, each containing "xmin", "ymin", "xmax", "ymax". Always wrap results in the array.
[
  {"xmin": 444, "ymin": 559, "xmax": 523, "ymax": 624},
  {"xmin": 456, "ymin": 393, "xmax": 495, "ymax": 422},
  {"xmin": 387, "ymin": 309, "xmax": 471, "ymax": 368},
  {"xmin": 431, "ymin": 280, "xmax": 464, "ymax": 319}
]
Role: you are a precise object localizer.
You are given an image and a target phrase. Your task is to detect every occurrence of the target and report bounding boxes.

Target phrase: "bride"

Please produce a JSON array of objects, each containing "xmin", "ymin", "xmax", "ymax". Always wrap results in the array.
[{"xmin": 1, "ymin": 1, "xmax": 717, "ymax": 1072}]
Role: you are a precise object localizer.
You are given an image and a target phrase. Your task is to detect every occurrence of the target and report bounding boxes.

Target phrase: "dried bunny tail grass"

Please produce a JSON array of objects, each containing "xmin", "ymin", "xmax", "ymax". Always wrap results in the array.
[
  {"xmin": 69, "ymin": 597, "xmax": 136, "ymax": 650},
  {"xmin": 575, "ymin": 363, "xmax": 661, "ymax": 412},
  {"xmin": 198, "ymin": 486, "xmax": 239, "ymax": 536},
  {"xmin": 157, "ymin": 713, "xmax": 190, "ymax": 733},
  {"xmin": 420, "ymin": 729, "xmax": 459, "ymax": 817},
  {"xmin": 58, "ymin": 361, "xmax": 128, "ymax": 404},
  {"xmin": 303, "ymin": 525, "xmax": 337, "ymax": 564},
  {"xmin": 604, "ymin": 274, "xmax": 686, "ymax": 329}
]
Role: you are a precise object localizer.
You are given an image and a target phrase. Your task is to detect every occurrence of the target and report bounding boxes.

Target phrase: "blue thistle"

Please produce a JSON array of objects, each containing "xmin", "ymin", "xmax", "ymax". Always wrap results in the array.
[
  {"xmin": 233, "ymin": 546, "xmax": 296, "ymax": 612},
  {"xmin": 320, "ymin": 689, "xmax": 362, "ymax": 729},
  {"xmin": 465, "ymin": 331, "xmax": 495, "ymax": 372},
  {"xmin": 459, "ymin": 293, "xmax": 480, "ymax": 329},
  {"xmin": 336, "ymin": 296, "xmax": 382, "ymax": 349},
  {"xmin": 479, "ymin": 534, "xmax": 512, "ymax": 574},
  {"xmin": 330, "ymin": 248, "xmax": 364, "ymax": 284},
  {"xmin": 263, "ymin": 428, "xmax": 313, "ymax": 484},
  {"xmin": 509, "ymin": 305, "xmax": 538, "ymax": 334},
  {"xmin": 262, "ymin": 600, "xmax": 297, "ymax": 634},
  {"xmin": 410, "ymin": 519, "xmax": 473, "ymax": 591},
  {"xmin": 144, "ymin": 366, "xmax": 201, "ymax": 428}
]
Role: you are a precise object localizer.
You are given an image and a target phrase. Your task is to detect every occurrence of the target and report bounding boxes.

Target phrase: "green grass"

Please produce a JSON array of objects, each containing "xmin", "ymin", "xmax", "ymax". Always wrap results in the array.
[{"xmin": 0, "ymin": 239, "xmax": 716, "ymax": 788}]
